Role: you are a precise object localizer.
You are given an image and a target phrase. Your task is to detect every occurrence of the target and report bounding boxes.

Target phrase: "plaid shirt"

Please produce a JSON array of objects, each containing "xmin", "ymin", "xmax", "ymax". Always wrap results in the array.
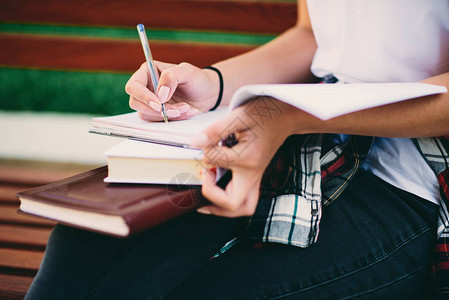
[
  {"xmin": 414, "ymin": 137, "xmax": 449, "ymax": 296},
  {"xmin": 244, "ymin": 133, "xmax": 449, "ymax": 295}
]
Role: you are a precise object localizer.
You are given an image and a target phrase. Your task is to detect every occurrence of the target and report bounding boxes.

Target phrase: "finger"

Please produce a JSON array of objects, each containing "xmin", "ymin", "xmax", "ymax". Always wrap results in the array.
[
  {"xmin": 129, "ymin": 96, "xmax": 160, "ymax": 116},
  {"xmin": 201, "ymin": 168, "xmax": 252, "ymax": 212},
  {"xmin": 164, "ymin": 108, "xmax": 201, "ymax": 121},
  {"xmin": 197, "ymin": 201, "xmax": 255, "ymax": 217},
  {"xmin": 139, "ymin": 107, "xmax": 182, "ymax": 121},
  {"xmin": 131, "ymin": 100, "xmax": 182, "ymax": 122},
  {"xmin": 129, "ymin": 95, "xmax": 178, "ymax": 118},
  {"xmin": 192, "ymin": 136, "xmax": 253, "ymax": 169},
  {"xmin": 202, "ymin": 130, "xmax": 260, "ymax": 168},
  {"xmin": 201, "ymin": 167, "xmax": 230, "ymax": 208},
  {"xmin": 137, "ymin": 111, "xmax": 163, "ymax": 122},
  {"xmin": 174, "ymin": 102, "xmax": 190, "ymax": 114},
  {"xmin": 190, "ymin": 109, "xmax": 251, "ymax": 148},
  {"xmin": 140, "ymin": 100, "xmax": 182, "ymax": 120},
  {"xmin": 199, "ymin": 173, "xmax": 260, "ymax": 217},
  {"xmin": 226, "ymin": 171, "xmax": 259, "ymax": 210},
  {"xmin": 162, "ymin": 105, "xmax": 201, "ymax": 121},
  {"xmin": 151, "ymin": 100, "xmax": 193, "ymax": 115},
  {"xmin": 154, "ymin": 61, "xmax": 175, "ymax": 73},
  {"xmin": 132, "ymin": 98, "xmax": 198, "ymax": 122},
  {"xmin": 137, "ymin": 110, "xmax": 187, "ymax": 122},
  {"xmin": 157, "ymin": 62, "xmax": 199, "ymax": 103},
  {"xmin": 138, "ymin": 112, "xmax": 186, "ymax": 122},
  {"xmin": 125, "ymin": 63, "xmax": 159, "ymax": 105},
  {"xmin": 126, "ymin": 80, "xmax": 158, "ymax": 106},
  {"xmin": 202, "ymin": 146, "xmax": 241, "ymax": 169}
]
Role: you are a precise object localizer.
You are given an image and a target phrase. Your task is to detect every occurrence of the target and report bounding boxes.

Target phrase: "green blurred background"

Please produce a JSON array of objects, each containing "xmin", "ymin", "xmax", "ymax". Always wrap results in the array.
[{"xmin": 0, "ymin": 0, "xmax": 296, "ymax": 116}]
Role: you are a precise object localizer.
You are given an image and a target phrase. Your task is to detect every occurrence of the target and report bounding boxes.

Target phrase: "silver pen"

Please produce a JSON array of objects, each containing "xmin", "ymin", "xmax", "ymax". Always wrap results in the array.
[{"xmin": 137, "ymin": 24, "xmax": 168, "ymax": 123}]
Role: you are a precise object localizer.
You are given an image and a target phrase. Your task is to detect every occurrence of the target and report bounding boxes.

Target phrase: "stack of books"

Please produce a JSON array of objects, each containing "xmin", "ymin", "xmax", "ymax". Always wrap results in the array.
[
  {"xmin": 16, "ymin": 83, "xmax": 447, "ymax": 237},
  {"xmin": 91, "ymin": 108, "xmax": 227, "ymax": 185},
  {"xmin": 17, "ymin": 108, "xmax": 227, "ymax": 237}
]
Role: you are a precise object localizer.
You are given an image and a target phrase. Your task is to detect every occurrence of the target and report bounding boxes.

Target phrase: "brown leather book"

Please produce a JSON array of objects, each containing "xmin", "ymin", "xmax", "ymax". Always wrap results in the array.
[{"xmin": 16, "ymin": 166, "xmax": 216, "ymax": 237}]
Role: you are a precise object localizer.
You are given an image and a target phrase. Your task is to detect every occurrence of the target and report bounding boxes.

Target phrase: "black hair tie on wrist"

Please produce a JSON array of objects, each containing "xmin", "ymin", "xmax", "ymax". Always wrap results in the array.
[{"xmin": 204, "ymin": 66, "xmax": 223, "ymax": 111}]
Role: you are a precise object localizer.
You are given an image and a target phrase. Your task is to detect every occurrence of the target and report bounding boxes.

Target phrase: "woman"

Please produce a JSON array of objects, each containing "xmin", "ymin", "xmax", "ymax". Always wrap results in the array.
[{"xmin": 26, "ymin": 0, "xmax": 449, "ymax": 298}]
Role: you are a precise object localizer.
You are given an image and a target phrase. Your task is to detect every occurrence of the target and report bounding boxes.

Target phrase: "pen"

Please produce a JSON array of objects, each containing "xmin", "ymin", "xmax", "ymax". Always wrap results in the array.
[{"xmin": 137, "ymin": 23, "xmax": 169, "ymax": 123}]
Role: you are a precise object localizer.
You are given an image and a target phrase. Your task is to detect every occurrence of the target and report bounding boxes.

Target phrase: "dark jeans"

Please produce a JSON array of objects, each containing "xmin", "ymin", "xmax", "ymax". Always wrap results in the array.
[{"xmin": 25, "ymin": 170, "xmax": 439, "ymax": 299}]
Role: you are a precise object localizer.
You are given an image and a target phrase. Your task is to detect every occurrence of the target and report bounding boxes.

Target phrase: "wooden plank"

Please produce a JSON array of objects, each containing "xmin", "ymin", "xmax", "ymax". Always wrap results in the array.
[
  {"xmin": 0, "ymin": 225, "xmax": 51, "ymax": 250},
  {"xmin": 0, "ymin": 0, "xmax": 296, "ymax": 34},
  {"xmin": 0, "ymin": 34, "xmax": 254, "ymax": 72},
  {"xmin": 0, "ymin": 274, "xmax": 34, "ymax": 300},
  {"xmin": 0, "ymin": 162, "xmax": 93, "ymax": 186},
  {"xmin": 0, "ymin": 205, "xmax": 56, "ymax": 227},
  {"xmin": 0, "ymin": 248, "xmax": 43, "ymax": 271},
  {"xmin": 0, "ymin": 185, "xmax": 30, "ymax": 204}
]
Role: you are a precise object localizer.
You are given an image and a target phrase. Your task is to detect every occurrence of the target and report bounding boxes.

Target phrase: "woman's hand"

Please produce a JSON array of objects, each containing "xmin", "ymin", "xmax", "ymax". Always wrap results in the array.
[
  {"xmin": 191, "ymin": 97, "xmax": 316, "ymax": 217},
  {"xmin": 125, "ymin": 61, "xmax": 220, "ymax": 121}
]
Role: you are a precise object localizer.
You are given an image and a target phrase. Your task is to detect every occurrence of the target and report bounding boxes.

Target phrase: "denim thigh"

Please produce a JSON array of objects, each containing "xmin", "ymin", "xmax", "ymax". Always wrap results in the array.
[
  {"xmin": 26, "ymin": 170, "xmax": 439, "ymax": 299},
  {"xmin": 166, "ymin": 170, "xmax": 439, "ymax": 299},
  {"xmin": 25, "ymin": 213, "xmax": 249, "ymax": 300}
]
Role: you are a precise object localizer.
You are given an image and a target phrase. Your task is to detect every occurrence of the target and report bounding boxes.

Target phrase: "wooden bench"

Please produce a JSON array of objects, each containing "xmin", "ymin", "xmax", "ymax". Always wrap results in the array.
[{"xmin": 0, "ymin": 161, "xmax": 94, "ymax": 299}]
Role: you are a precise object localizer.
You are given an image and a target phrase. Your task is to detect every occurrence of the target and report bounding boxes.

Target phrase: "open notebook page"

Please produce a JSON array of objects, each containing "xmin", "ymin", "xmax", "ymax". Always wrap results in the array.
[
  {"xmin": 90, "ymin": 108, "xmax": 227, "ymax": 147},
  {"xmin": 230, "ymin": 83, "xmax": 447, "ymax": 120}
]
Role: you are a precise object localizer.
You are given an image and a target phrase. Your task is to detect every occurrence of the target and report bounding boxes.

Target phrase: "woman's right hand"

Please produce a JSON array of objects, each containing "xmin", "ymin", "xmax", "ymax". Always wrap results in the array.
[{"xmin": 125, "ymin": 61, "xmax": 220, "ymax": 122}]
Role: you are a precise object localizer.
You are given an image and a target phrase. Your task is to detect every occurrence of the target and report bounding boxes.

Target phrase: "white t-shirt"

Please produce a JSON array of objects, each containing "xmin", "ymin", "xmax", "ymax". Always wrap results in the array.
[{"xmin": 307, "ymin": 0, "xmax": 449, "ymax": 204}]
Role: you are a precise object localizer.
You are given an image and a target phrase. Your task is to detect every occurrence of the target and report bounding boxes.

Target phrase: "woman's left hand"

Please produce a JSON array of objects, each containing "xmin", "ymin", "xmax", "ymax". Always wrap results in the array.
[{"xmin": 191, "ymin": 97, "xmax": 316, "ymax": 217}]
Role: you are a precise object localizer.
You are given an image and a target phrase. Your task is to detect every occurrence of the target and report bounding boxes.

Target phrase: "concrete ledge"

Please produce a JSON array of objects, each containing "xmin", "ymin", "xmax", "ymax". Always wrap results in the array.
[{"xmin": 0, "ymin": 111, "xmax": 121, "ymax": 165}]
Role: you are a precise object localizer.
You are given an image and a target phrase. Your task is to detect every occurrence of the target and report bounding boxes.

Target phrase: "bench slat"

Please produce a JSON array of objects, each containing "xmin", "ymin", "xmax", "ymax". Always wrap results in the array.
[
  {"xmin": 0, "ymin": 165, "xmax": 85, "ymax": 186},
  {"xmin": 0, "ymin": 185, "xmax": 30, "ymax": 204},
  {"xmin": 0, "ymin": 205, "xmax": 56, "ymax": 227},
  {"xmin": 0, "ymin": 34, "xmax": 253, "ymax": 73},
  {"xmin": 0, "ymin": 225, "xmax": 51, "ymax": 249},
  {"xmin": 0, "ymin": 248, "xmax": 43, "ymax": 271},
  {"xmin": 0, "ymin": 274, "xmax": 34, "ymax": 300},
  {"xmin": 0, "ymin": 0, "xmax": 296, "ymax": 34}
]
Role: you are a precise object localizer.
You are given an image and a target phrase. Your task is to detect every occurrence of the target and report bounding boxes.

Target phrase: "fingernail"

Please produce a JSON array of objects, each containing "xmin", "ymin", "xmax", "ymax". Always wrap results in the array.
[
  {"xmin": 149, "ymin": 101, "xmax": 161, "ymax": 112},
  {"xmin": 186, "ymin": 109, "xmax": 200, "ymax": 117},
  {"xmin": 197, "ymin": 207, "xmax": 212, "ymax": 215},
  {"xmin": 157, "ymin": 86, "xmax": 170, "ymax": 103},
  {"xmin": 200, "ymin": 166, "xmax": 208, "ymax": 182},
  {"xmin": 178, "ymin": 103, "xmax": 190, "ymax": 113},
  {"xmin": 166, "ymin": 109, "xmax": 181, "ymax": 118},
  {"xmin": 203, "ymin": 167, "xmax": 215, "ymax": 183},
  {"xmin": 190, "ymin": 132, "xmax": 209, "ymax": 147}
]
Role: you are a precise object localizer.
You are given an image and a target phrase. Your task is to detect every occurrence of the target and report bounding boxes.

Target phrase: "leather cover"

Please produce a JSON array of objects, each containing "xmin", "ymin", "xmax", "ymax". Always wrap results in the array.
[{"xmin": 16, "ymin": 166, "xmax": 210, "ymax": 237}]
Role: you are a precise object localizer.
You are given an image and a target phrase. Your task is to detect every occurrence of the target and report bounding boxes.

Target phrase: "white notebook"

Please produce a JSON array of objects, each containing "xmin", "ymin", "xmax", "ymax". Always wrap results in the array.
[
  {"xmin": 230, "ymin": 82, "xmax": 447, "ymax": 120},
  {"xmin": 90, "ymin": 108, "xmax": 227, "ymax": 148},
  {"xmin": 91, "ymin": 83, "xmax": 446, "ymax": 148}
]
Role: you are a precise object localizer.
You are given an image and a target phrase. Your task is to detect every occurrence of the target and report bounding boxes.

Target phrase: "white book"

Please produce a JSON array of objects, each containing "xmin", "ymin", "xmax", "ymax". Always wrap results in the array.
[{"xmin": 104, "ymin": 139, "xmax": 204, "ymax": 185}]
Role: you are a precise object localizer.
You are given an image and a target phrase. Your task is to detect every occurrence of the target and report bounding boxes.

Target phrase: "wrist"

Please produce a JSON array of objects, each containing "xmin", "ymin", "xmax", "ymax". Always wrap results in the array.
[
  {"xmin": 283, "ymin": 103, "xmax": 327, "ymax": 136},
  {"xmin": 203, "ymin": 66, "xmax": 223, "ymax": 111}
]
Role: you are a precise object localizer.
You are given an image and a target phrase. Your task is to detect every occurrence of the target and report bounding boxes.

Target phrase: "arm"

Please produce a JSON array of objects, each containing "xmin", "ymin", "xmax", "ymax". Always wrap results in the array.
[
  {"xmin": 125, "ymin": 0, "xmax": 317, "ymax": 120},
  {"xmin": 195, "ymin": 72, "xmax": 449, "ymax": 217},
  {"xmin": 286, "ymin": 72, "xmax": 449, "ymax": 138}
]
